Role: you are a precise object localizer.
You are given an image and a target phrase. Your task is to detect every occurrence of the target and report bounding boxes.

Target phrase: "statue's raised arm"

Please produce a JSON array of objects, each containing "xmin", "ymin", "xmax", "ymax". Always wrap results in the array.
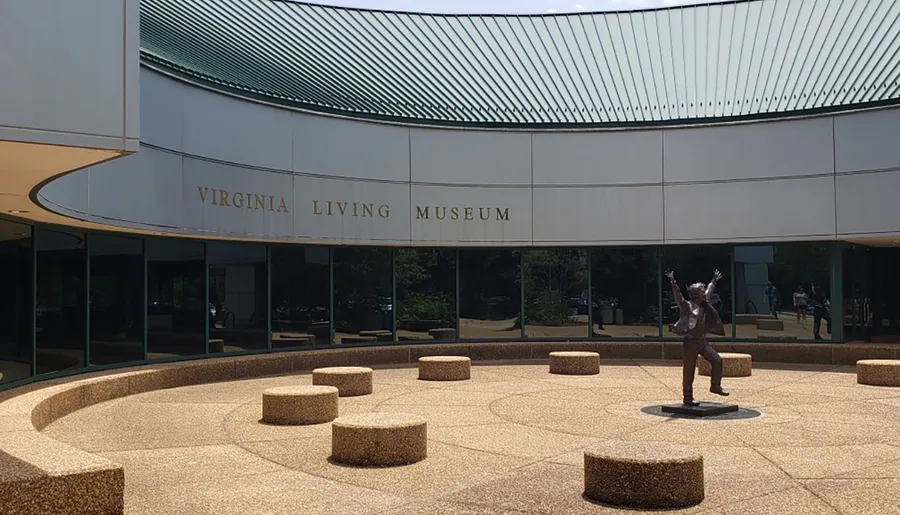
[
  {"xmin": 705, "ymin": 269, "xmax": 723, "ymax": 299},
  {"xmin": 666, "ymin": 270, "xmax": 686, "ymax": 310}
]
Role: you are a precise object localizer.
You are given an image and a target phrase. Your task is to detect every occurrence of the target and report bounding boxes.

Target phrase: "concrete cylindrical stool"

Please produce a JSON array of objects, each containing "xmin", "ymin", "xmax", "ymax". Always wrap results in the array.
[
  {"xmin": 698, "ymin": 352, "xmax": 752, "ymax": 377},
  {"xmin": 312, "ymin": 366, "xmax": 374, "ymax": 397},
  {"xmin": 428, "ymin": 328, "xmax": 456, "ymax": 340},
  {"xmin": 208, "ymin": 339, "xmax": 225, "ymax": 353},
  {"xmin": 857, "ymin": 359, "xmax": 900, "ymax": 386},
  {"xmin": 262, "ymin": 385, "xmax": 339, "ymax": 425},
  {"xmin": 418, "ymin": 356, "xmax": 471, "ymax": 381},
  {"xmin": 549, "ymin": 351, "xmax": 600, "ymax": 375},
  {"xmin": 332, "ymin": 413, "xmax": 427, "ymax": 466},
  {"xmin": 584, "ymin": 441, "xmax": 704, "ymax": 509}
]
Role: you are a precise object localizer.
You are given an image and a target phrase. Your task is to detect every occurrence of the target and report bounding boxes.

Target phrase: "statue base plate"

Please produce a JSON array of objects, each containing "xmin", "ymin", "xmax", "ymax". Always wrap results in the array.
[{"xmin": 661, "ymin": 402, "xmax": 739, "ymax": 417}]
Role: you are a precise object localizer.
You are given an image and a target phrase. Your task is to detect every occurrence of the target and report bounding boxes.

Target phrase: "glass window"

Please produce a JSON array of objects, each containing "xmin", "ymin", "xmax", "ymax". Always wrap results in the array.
[
  {"xmin": 146, "ymin": 239, "xmax": 205, "ymax": 358},
  {"xmin": 36, "ymin": 229, "xmax": 86, "ymax": 374},
  {"xmin": 590, "ymin": 247, "xmax": 661, "ymax": 339},
  {"xmin": 524, "ymin": 249, "xmax": 588, "ymax": 338},
  {"xmin": 208, "ymin": 243, "xmax": 267, "ymax": 352},
  {"xmin": 0, "ymin": 220, "xmax": 32, "ymax": 384},
  {"xmin": 271, "ymin": 246, "xmax": 330, "ymax": 348},
  {"xmin": 396, "ymin": 249, "xmax": 456, "ymax": 342},
  {"xmin": 333, "ymin": 248, "xmax": 393, "ymax": 344},
  {"xmin": 89, "ymin": 235, "xmax": 144, "ymax": 364},
  {"xmin": 459, "ymin": 250, "xmax": 521, "ymax": 339},
  {"xmin": 735, "ymin": 243, "xmax": 831, "ymax": 341},
  {"xmin": 662, "ymin": 246, "xmax": 733, "ymax": 338}
]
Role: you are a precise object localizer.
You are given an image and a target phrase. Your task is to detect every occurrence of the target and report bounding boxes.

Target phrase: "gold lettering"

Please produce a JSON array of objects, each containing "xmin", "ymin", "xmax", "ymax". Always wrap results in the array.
[
  {"xmin": 336, "ymin": 202, "xmax": 348, "ymax": 216},
  {"xmin": 198, "ymin": 186, "xmax": 209, "ymax": 204},
  {"xmin": 415, "ymin": 206, "xmax": 429, "ymax": 219},
  {"xmin": 278, "ymin": 198, "xmax": 289, "ymax": 213},
  {"xmin": 450, "ymin": 207, "xmax": 459, "ymax": 220},
  {"xmin": 362, "ymin": 203, "xmax": 374, "ymax": 218},
  {"xmin": 255, "ymin": 194, "xmax": 265, "ymax": 210},
  {"xmin": 378, "ymin": 204, "xmax": 390, "ymax": 218},
  {"xmin": 219, "ymin": 190, "xmax": 230, "ymax": 207},
  {"xmin": 268, "ymin": 196, "xmax": 275, "ymax": 211},
  {"xmin": 435, "ymin": 207, "xmax": 446, "ymax": 220},
  {"xmin": 479, "ymin": 207, "xmax": 490, "ymax": 221},
  {"xmin": 313, "ymin": 200, "xmax": 323, "ymax": 215},
  {"xmin": 496, "ymin": 208, "xmax": 509, "ymax": 221},
  {"xmin": 327, "ymin": 201, "xmax": 333, "ymax": 216},
  {"xmin": 464, "ymin": 207, "xmax": 473, "ymax": 220},
  {"xmin": 246, "ymin": 192, "xmax": 253, "ymax": 209},
  {"xmin": 233, "ymin": 192, "xmax": 244, "ymax": 208},
  {"xmin": 352, "ymin": 202, "xmax": 359, "ymax": 217},
  {"xmin": 211, "ymin": 189, "xmax": 219, "ymax": 206}
]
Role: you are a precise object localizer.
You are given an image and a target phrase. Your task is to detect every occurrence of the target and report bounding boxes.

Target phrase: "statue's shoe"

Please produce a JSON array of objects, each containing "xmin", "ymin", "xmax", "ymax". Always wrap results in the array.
[
  {"xmin": 682, "ymin": 398, "xmax": 700, "ymax": 406},
  {"xmin": 710, "ymin": 386, "xmax": 730, "ymax": 396}
]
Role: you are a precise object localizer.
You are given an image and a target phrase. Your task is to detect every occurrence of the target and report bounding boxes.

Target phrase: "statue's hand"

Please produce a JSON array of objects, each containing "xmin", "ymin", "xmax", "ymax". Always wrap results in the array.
[
  {"xmin": 712, "ymin": 269, "xmax": 723, "ymax": 282},
  {"xmin": 665, "ymin": 270, "xmax": 675, "ymax": 281}
]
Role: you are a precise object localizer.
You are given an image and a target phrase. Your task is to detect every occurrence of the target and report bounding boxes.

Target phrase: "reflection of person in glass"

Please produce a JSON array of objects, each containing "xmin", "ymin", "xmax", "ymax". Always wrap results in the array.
[
  {"xmin": 666, "ymin": 269, "xmax": 730, "ymax": 406},
  {"xmin": 811, "ymin": 282, "xmax": 831, "ymax": 340}
]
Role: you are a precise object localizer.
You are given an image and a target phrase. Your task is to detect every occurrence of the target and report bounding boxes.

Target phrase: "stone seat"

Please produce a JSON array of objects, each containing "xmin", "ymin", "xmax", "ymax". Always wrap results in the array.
[
  {"xmin": 331, "ymin": 413, "xmax": 427, "ymax": 466},
  {"xmin": 584, "ymin": 441, "xmax": 704, "ymax": 509},
  {"xmin": 418, "ymin": 356, "xmax": 471, "ymax": 381},
  {"xmin": 312, "ymin": 366, "xmax": 373, "ymax": 396},
  {"xmin": 857, "ymin": 359, "xmax": 900, "ymax": 387},
  {"xmin": 208, "ymin": 339, "xmax": 225, "ymax": 353},
  {"xmin": 341, "ymin": 335, "xmax": 378, "ymax": 344},
  {"xmin": 756, "ymin": 319, "xmax": 784, "ymax": 331},
  {"xmin": 262, "ymin": 385, "xmax": 339, "ymax": 425},
  {"xmin": 549, "ymin": 351, "xmax": 600, "ymax": 375},
  {"xmin": 359, "ymin": 330, "xmax": 392, "ymax": 337},
  {"xmin": 698, "ymin": 352, "xmax": 752, "ymax": 377}
]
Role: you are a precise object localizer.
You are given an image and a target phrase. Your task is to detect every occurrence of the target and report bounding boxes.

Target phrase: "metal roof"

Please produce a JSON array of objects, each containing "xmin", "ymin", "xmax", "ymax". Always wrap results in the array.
[{"xmin": 139, "ymin": 0, "xmax": 900, "ymax": 128}]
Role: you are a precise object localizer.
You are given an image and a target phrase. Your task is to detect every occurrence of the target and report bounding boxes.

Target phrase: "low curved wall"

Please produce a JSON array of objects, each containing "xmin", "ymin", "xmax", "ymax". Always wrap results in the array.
[{"xmin": 0, "ymin": 341, "xmax": 897, "ymax": 513}]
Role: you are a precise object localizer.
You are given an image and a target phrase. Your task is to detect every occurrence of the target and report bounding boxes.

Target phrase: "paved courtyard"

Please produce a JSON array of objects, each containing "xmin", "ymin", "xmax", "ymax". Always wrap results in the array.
[{"xmin": 43, "ymin": 360, "xmax": 900, "ymax": 515}]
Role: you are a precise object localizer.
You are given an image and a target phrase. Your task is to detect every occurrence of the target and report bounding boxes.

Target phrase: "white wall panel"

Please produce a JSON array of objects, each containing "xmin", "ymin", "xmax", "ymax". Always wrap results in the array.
[
  {"xmin": 0, "ymin": 0, "xmax": 131, "ymax": 149},
  {"xmin": 294, "ymin": 115, "xmax": 409, "ymax": 181},
  {"xmin": 663, "ymin": 117, "xmax": 834, "ymax": 182},
  {"xmin": 140, "ymin": 69, "xmax": 184, "ymax": 150},
  {"xmin": 834, "ymin": 108, "xmax": 900, "ymax": 173},
  {"xmin": 182, "ymin": 88, "xmax": 293, "ymax": 171},
  {"xmin": 532, "ymin": 131, "xmax": 663, "ymax": 185},
  {"xmin": 411, "ymin": 185, "xmax": 531, "ymax": 243},
  {"xmin": 664, "ymin": 176, "xmax": 836, "ymax": 242},
  {"xmin": 182, "ymin": 159, "xmax": 294, "ymax": 239},
  {"xmin": 836, "ymin": 170, "xmax": 900, "ymax": 236},
  {"xmin": 87, "ymin": 148, "xmax": 185, "ymax": 229},
  {"xmin": 294, "ymin": 177, "xmax": 410, "ymax": 243},
  {"xmin": 124, "ymin": 0, "xmax": 140, "ymax": 141},
  {"xmin": 533, "ymin": 186, "xmax": 663, "ymax": 244},
  {"xmin": 410, "ymin": 129, "xmax": 531, "ymax": 184}
]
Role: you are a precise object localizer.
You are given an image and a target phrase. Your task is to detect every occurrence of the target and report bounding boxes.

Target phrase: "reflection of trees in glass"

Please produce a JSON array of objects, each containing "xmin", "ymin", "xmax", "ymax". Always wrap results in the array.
[
  {"xmin": 768, "ymin": 244, "xmax": 830, "ymax": 307},
  {"xmin": 459, "ymin": 250, "xmax": 520, "ymax": 321},
  {"xmin": 333, "ymin": 248, "xmax": 392, "ymax": 332},
  {"xmin": 522, "ymin": 249, "xmax": 586, "ymax": 326},
  {"xmin": 591, "ymin": 248, "xmax": 659, "ymax": 324},
  {"xmin": 396, "ymin": 249, "xmax": 455, "ymax": 329}
]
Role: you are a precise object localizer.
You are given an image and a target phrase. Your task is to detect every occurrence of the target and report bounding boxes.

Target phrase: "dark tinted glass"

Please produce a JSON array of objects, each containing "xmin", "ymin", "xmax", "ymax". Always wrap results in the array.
[
  {"xmin": 459, "ymin": 250, "xmax": 521, "ymax": 339},
  {"xmin": 208, "ymin": 243, "xmax": 267, "ymax": 352},
  {"xmin": 396, "ymin": 249, "xmax": 456, "ymax": 342},
  {"xmin": 0, "ymin": 220, "xmax": 32, "ymax": 384},
  {"xmin": 524, "ymin": 249, "xmax": 588, "ymax": 338},
  {"xmin": 36, "ymin": 229, "xmax": 86, "ymax": 374},
  {"xmin": 735, "ymin": 243, "xmax": 831, "ymax": 340},
  {"xmin": 146, "ymin": 239, "xmax": 205, "ymax": 358},
  {"xmin": 89, "ymin": 235, "xmax": 144, "ymax": 364},
  {"xmin": 590, "ymin": 247, "xmax": 660, "ymax": 339},
  {"xmin": 662, "ymin": 246, "xmax": 733, "ymax": 338},
  {"xmin": 271, "ymin": 246, "xmax": 330, "ymax": 348},
  {"xmin": 333, "ymin": 248, "xmax": 393, "ymax": 344}
]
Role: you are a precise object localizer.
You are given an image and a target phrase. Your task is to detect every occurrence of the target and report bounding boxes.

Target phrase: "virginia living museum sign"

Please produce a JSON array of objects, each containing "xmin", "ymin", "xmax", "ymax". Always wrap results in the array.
[{"xmin": 197, "ymin": 186, "xmax": 511, "ymax": 222}]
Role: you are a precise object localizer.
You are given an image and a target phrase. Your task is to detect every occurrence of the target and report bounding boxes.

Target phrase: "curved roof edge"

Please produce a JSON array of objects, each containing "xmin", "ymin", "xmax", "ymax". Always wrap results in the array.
[{"xmin": 140, "ymin": 0, "xmax": 900, "ymax": 128}]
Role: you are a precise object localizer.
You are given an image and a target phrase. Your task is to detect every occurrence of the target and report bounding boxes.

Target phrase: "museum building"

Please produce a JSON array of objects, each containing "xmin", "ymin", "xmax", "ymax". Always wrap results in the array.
[{"xmin": 2, "ymin": 0, "xmax": 900, "ymax": 389}]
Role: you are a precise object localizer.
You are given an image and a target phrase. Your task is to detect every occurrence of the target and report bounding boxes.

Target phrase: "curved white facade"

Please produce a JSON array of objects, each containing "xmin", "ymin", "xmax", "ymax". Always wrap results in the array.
[{"xmin": 36, "ymin": 68, "xmax": 900, "ymax": 246}]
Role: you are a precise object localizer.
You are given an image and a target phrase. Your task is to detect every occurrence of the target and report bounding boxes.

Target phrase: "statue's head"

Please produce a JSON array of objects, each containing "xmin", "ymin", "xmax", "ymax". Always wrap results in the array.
[{"xmin": 687, "ymin": 282, "xmax": 707, "ymax": 303}]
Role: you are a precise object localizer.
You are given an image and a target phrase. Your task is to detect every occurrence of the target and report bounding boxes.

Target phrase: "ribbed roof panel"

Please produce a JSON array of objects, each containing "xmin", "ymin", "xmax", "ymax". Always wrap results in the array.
[{"xmin": 139, "ymin": 0, "xmax": 900, "ymax": 127}]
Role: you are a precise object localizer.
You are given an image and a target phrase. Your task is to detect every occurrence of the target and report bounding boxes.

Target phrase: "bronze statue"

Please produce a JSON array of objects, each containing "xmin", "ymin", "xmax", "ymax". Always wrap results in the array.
[{"xmin": 666, "ymin": 269, "xmax": 730, "ymax": 406}]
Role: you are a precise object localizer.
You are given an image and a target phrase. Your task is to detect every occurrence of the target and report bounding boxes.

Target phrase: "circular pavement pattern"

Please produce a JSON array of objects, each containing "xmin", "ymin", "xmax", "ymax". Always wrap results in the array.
[{"xmin": 41, "ymin": 360, "xmax": 900, "ymax": 515}]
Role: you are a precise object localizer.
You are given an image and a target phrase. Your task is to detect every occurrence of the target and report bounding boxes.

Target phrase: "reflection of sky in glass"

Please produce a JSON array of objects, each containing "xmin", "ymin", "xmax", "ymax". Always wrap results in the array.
[{"xmin": 299, "ymin": 0, "xmax": 723, "ymax": 15}]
